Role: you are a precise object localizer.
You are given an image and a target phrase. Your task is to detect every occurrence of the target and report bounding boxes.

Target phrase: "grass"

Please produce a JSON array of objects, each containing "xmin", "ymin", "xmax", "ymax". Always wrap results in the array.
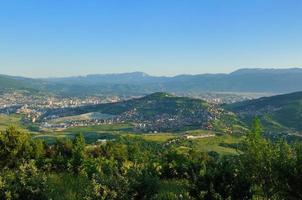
[
  {"xmin": 129, "ymin": 133, "xmax": 176, "ymax": 143},
  {"xmin": 46, "ymin": 173, "xmax": 92, "ymax": 200},
  {"xmin": 0, "ymin": 114, "xmax": 27, "ymax": 131},
  {"xmin": 194, "ymin": 135, "xmax": 242, "ymax": 155},
  {"xmin": 30, "ymin": 120, "xmax": 243, "ymax": 155},
  {"xmin": 34, "ymin": 123, "xmax": 134, "ymax": 144},
  {"xmin": 34, "ymin": 125, "xmax": 242, "ymax": 155},
  {"xmin": 184, "ymin": 129, "xmax": 218, "ymax": 136},
  {"xmin": 176, "ymin": 134, "xmax": 242, "ymax": 155},
  {"xmin": 33, "ymin": 131, "xmax": 117, "ymax": 144},
  {"xmin": 64, "ymin": 123, "xmax": 133, "ymax": 133},
  {"xmin": 156, "ymin": 179, "xmax": 190, "ymax": 197},
  {"xmin": 127, "ymin": 129, "xmax": 242, "ymax": 155},
  {"xmin": 49, "ymin": 112, "xmax": 115, "ymax": 123}
]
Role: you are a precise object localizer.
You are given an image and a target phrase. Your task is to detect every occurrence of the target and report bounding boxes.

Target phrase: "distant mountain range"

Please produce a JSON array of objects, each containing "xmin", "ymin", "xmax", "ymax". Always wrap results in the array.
[{"xmin": 2, "ymin": 68, "xmax": 302, "ymax": 96}]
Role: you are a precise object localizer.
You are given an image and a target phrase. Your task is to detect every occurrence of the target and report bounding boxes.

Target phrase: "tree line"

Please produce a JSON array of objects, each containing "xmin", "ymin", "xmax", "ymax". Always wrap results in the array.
[{"xmin": 0, "ymin": 118, "xmax": 302, "ymax": 199}]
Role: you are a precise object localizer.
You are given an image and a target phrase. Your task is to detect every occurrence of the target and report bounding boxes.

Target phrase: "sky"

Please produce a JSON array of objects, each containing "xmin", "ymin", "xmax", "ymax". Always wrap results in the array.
[{"xmin": 0, "ymin": 0, "xmax": 302, "ymax": 77}]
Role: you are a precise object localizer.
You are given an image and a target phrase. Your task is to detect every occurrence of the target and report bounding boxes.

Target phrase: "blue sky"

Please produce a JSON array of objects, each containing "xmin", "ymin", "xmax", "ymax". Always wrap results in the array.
[{"xmin": 0, "ymin": 0, "xmax": 302, "ymax": 77}]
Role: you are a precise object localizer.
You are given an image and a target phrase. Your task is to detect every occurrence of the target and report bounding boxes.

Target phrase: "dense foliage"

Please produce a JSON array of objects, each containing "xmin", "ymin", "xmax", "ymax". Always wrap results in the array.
[
  {"xmin": 226, "ymin": 91, "xmax": 302, "ymax": 131},
  {"xmin": 1, "ymin": 119, "xmax": 302, "ymax": 199}
]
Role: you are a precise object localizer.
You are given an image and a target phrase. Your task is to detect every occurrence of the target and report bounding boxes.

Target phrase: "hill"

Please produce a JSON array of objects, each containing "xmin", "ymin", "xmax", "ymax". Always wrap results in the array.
[
  {"xmin": 0, "ymin": 73, "xmax": 150, "ymax": 96},
  {"xmin": 42, "ymin": 92, "xmax": 241, "ymax": 132},
  {"xmin": 226, "ymin": 91, "xmax": 302, "ymax": 132},
  {"xmin": 0, "ymin": 74, "xmax": 45, "ymax": 92}
]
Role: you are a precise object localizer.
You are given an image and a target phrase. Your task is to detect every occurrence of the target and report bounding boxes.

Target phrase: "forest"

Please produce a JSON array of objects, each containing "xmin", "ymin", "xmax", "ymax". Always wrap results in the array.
[{"xmin": 0, "ymin": 118, "xmax": 301, "ymax": 200}]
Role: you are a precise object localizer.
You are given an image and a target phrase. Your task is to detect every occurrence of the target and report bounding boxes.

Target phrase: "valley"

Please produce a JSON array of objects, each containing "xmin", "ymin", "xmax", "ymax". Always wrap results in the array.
[
  {"xmin": 1, "ymin": 76, "xmax": 302, "ymax": 199},
  {"xmin": 1, "ymin": 88, "xmax": 302, "ymax": 147}
]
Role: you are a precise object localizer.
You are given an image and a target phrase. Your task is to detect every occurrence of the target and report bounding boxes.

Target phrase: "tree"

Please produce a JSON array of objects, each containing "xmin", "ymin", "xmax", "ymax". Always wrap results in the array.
[
  {"xmin": 191, "ymin": 156, "xmax": 252, "ymax": 200},
  {"xmin": 50, "ymin": 137, "xmax": 73, "ymax": 171},
  {"xmin": 0, "ymin": 160, "xmax": 48, "ymax": 200},
  {"xmin": 71, "ymin": 134, "xmax": 86, "ymax": 174},
  {"xmin": 128, "ymin": 168, "xmax": 159, "ymax": 200},
  {"xmin": 274, "ymin": 142, "xmax": 302, "ymax": 199},
  {"xmin": 30, "ymin": 139, "xmax": 45, "ymax": 168},
  {"xmin": 241, "ymin": 117, "xmax": 277, "ymax": 199},
  {"xmin": 0, "ymin": 127, "xmax": 32, "ymax": 168}
]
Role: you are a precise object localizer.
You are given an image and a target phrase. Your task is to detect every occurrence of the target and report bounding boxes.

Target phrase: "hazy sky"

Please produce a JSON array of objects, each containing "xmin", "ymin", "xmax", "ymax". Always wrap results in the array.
[{"xmin": 1, "ymin": 0, "xmax": 302, "ymax": 77}]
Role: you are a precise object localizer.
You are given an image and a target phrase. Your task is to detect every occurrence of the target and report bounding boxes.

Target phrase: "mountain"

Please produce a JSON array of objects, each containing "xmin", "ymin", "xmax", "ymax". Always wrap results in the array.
[
  {"xmin": 226, "ymin": 91, "xmax": 302, "ymax": 132},
  {"xmin": 43, "ymin": 72, "xmax": 166, "ymax": 96},
  {"xmin": 46, "ymin": 72, "xmax": 162, "ymax": 84},
  {"xmin": 2, "ymin": 68, "xmax": 302, "ymax": 96},
  {"xmin": 0, "ymin": 74, "xmax": 47, "ymax": 92},
  {"xmin": 42, "ymin": 92, "xmax": 241, "ymax": 132},
  {"xmin": 0, "ymin": 73, "xmax": 152, "ymax": 96},
  {"xmin": 41, "ymin": 68, "xmax": 302, "ymax": 95},
  {"xmin": 230, "ymin": 68, "xmax": 302, "ymax": 75}
]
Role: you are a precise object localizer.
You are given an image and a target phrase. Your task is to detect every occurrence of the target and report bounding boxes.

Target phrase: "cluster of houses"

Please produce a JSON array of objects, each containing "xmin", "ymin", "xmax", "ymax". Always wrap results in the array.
[
  {"xmin": 127, "ymin": 108, "xmax": 222, "ymax": 132},
  {"xmin": 40, "ymin": 118, "xmax": 122, "ymax": 130}
]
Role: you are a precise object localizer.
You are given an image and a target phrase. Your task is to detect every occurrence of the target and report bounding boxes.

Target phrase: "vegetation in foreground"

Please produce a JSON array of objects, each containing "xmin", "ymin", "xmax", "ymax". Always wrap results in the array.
[{"xmin": 0, "ymin": 119, "xmax": 302, "ymax": 199}]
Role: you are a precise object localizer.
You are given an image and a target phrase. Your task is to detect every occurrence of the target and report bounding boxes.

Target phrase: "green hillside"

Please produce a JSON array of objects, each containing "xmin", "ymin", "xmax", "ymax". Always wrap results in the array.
[
  {"xmin": 0, "ymin": 74, "xmax": 45, "ymax": 92},
  {"xmin": 44, "ymin": 92, "xmax": 243, "ymax": 132},
  {"xmin": 226, "ymin": 91, "xmax": 302, "ymax": 131},
  {"xmin": 96, "ymin": 92, "xmax": 209, "ymax": 116},
  {"xmin": 48, "ymin": 92, "xmax": 208, "ymax": 116}
]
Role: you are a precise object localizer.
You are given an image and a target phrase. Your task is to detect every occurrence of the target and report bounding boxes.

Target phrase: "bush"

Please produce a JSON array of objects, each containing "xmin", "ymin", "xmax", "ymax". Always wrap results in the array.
[
  {"xmin": 0, "ymin": 127, "xmax": 33, "ymax": 168},
  {"xmin": 0, "ymin": 160, "xmax": 48, "ymax": 200}
]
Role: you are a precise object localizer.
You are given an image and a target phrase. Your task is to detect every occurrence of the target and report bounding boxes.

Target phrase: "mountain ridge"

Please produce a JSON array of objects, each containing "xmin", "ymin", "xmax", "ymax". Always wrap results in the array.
[{"xmin": 2, "ymin": 68, "xmax": 302, "ymax": 95}]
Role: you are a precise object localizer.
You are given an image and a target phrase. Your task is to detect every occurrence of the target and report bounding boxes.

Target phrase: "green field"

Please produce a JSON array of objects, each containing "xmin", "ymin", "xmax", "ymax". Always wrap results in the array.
[
  {"xmin": 0, "ymin": 114, "xmax": 25, "ymax": 131},
  {"xmin": 33, "ymin": 131, "xmax": 117, "ymax": 144},
  {"xmin": 140, "ymin": 134, "xmax": 176, "ymax": 142},
  {"xmin": 64, "ymin": 123, "xmax": 133, "ymax": 133},
  {"xmin": 33, "ymin": 121, "xmax": 242, "ymax": 154},
  {"xmin": 34, "ymin": 123, "xmax": 134, "ymax": 144},
  {"xmin": 189, "ymin": 134, "xmax": 242, "ymax": 155},
  {"xmin": 0, "ymin": 114, "xmax": 242, "ymax": 155}
]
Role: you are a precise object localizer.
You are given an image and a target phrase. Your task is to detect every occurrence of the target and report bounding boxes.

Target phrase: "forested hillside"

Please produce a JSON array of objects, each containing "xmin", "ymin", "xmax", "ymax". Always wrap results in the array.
[
  {"xmin": 1, "ymin": 119, "xmax": 302, "ymax": 199},
  {"xmin": 226, "ymin": 91, "xmax": 302, "ymax": 132},
  {"xmin": 40, "ymin": 92, "xmax": 241, "ymax": 132}
]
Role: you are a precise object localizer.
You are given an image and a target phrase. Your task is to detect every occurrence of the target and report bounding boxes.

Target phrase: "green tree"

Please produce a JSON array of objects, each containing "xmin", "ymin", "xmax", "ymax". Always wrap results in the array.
[
  {"xmin": 191, "ymin": 156, "xmax": 252, "ymax": 200},
  {"xmin": 241, "ymin": 117, "xmax": 277, "ymax": 199},
  {"xmin": 0, "ymin": 160, "xmax": 48, "ymax": 200},
  {"xmin": 0, "ymin": 127, "xmax": 32, "ymax": 168},
  {"xmin": 71, "ymin": 134, "xmax": 86, "ymax": 174},
  {"xmin": 30, "ymin": 139, "xmax": 45, "ymax": 168},
  {"xmin": 274, "ymin": 142, "xmax": 302, "ymax": 199},
  {"xmin": 51, "ymin": 138, "xmax": 73, "ymax": 171}
]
